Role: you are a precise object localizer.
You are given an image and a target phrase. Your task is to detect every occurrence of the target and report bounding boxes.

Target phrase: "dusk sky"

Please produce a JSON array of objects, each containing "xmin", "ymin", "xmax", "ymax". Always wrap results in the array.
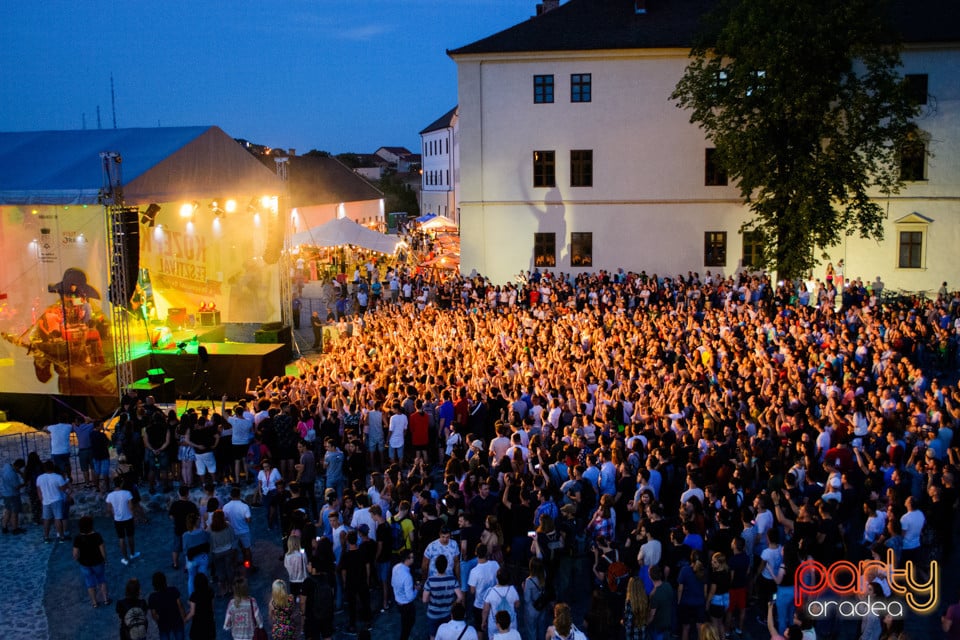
[{"xmin": 0, "ymin": 0, "xmax": 538, "ymax": 155}]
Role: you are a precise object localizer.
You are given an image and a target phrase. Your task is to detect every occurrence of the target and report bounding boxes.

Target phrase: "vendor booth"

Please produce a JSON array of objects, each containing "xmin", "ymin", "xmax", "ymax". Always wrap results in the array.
[{"xmin": 0, "ymin": 126, "xmax": 286, "ymax": 418}]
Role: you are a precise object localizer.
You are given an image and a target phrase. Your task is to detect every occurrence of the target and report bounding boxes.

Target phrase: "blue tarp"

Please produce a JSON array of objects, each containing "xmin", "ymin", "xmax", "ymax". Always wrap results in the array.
[{"xmin": 0, "ymin": 126, "xmax": 282, "ymax": 205}]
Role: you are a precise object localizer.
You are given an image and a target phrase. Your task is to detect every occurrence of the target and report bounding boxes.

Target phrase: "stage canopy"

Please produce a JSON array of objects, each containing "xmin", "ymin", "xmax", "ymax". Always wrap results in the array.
[
  {"xmin": 0, "ymin": 126, "xmax": 283, "ymax": 205},
  {"xmin": 291, "ymin": 216, "xmax": 401, "ymax": 254}
]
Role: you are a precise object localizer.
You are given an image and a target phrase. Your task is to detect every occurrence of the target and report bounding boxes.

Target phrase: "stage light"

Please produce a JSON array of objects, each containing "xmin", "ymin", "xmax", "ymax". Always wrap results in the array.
[
  {"xmin": 209, "ymin": 200, "xmax": 225, "ymax": 218},
  {"xmin": 140, "ymin": 203, "xmax": 160, "ymax": 227},
  {"xmin": 180, "ymin": 202, "xmax": 198, "ymax": 218},
  {"xmin": 224, "ymin": 199, "xmax": 237, "ymax": 213},
  {"xmin": 186, "ymin": 220, "xmax": 195, "ymax": 234},
  {"xmin": 253, "ymin": 213, "xmax": 261, "ymax": 225}
]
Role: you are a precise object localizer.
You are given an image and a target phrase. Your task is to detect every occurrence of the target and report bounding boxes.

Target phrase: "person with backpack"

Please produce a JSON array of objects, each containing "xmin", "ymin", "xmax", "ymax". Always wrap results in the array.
[
  {"xmin": 116, "ymin": 578, "xmax": 149, "ymax": 640},
  {"xmin": 480, "ymin": 568, "xmax": 519, "ymax": 639}
]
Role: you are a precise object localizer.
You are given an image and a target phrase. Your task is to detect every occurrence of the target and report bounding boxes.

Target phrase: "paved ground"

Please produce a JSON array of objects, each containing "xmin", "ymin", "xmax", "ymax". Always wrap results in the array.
[{"xmin": 2, "ymin": 483, "xmax": 424, "ymax": 640}]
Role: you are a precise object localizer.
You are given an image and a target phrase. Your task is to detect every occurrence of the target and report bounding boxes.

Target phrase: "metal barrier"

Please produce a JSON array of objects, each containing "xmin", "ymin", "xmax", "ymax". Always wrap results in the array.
[{"xmin": 0, "ymin": 430, "xmax": 86, "ymax": 484}]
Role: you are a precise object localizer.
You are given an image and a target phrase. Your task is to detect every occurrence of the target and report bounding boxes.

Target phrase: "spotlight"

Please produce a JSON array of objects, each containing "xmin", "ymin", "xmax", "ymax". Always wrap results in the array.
[
  {"xmin": 180, "ymin": 202, "xmax": 199, "ymax": 218},
  {"xmin": 224, "ymin": 199, "xmax": 237, "ymax": 214},
  {"xmin": 176, "ymin": 341, "xmax": 188, "ymax": 350},
  {"xmin": 140, "ymin": 203, "xmax": 161, "ymax": 227},
  {"xmin": 209, "ymin": 199, "xmax": 225, "ymax": 218}
]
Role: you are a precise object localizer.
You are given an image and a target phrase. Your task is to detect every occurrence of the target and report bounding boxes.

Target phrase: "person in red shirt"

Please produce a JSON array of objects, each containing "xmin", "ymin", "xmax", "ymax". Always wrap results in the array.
[
  {"xmin": 453, "ymin": 388, "xmax": 470, "ymax": 434},
  {"xmin": 410, "ymin": 399, "xmax": 431, "ymax": 466}
]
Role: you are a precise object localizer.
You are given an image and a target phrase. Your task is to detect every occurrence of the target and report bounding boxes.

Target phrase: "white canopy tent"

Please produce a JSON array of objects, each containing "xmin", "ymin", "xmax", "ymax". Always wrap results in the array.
[
  {"xmin": 420, "ymin": 215, "xmax": 458, "ymax": 232},
  {"xmin": 291, "ymin": 216, "xmax": 401, "ymax": 255}
]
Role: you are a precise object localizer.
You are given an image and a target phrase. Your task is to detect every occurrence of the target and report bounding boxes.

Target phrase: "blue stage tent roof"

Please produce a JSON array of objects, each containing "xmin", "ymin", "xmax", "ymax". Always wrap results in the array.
[{"xmin": 0, "ymin": 126, "xmax": 283, "ymax": 205}]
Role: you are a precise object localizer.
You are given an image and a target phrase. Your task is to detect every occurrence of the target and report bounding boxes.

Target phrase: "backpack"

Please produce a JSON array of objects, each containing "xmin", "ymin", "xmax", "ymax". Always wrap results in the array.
[
  {"xmin": 606, "ymin": 555, "xmax": 630, "ymax": 593},
  {"xmin": 122, "ymin": 602, "xmax": 148, "ymax": 640},
  {"xmin": 493, "ymin": 586, "xmax": 513, "ymax": 618},
  {"xmin": 543, "ymin": 530, "xmax": 564, "ymax": 562},
  {"xmin": 450, "ymin": 432, "xmax": 467, "ymax": 459},
  {"xmin": 531, "ymin": 578, "xmax": 555, "ymax": 612},
  {"xmin": 390, "ymin": 516, "xmax": 407, "ymax": 553},
  {"xmin": 309, "ymin": 576, "xmax": 334, "ymax": 621}
]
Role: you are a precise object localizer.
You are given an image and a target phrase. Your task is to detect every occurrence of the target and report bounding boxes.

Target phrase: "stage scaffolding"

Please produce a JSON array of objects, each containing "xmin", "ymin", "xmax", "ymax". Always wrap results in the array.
[{"xmin": 100, "ymin": 151, "xmax": 135, "ymax": 398}]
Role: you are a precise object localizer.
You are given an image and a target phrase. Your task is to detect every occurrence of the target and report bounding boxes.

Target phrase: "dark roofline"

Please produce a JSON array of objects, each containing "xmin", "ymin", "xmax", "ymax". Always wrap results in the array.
[
  {"xmin": 420, "ymin": 106, "xmax": 458, "ymax": 135},
  {"xmin": 447, "ymin": 0, "xmax": 959, "ymax": 57}
]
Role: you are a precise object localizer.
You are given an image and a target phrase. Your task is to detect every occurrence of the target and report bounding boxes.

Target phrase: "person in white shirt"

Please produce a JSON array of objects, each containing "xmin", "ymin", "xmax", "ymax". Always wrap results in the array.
[
  {"xmin": 36, "ymin": 460, "xmax": 69, "ymax": 542},
  {"xmin": 468, "ymin": 545, "xmax": 500, "ymax": 629},
  {"xmin": 222, "ymin": 486, "xmax": 255, "ymax": 571},
  {"xmin": 45, "ymin": 416, "xmax": 74, "ymax": 474},
  {"xmin": 862, "ymin": 500, "xmax": 887, "ymax": 546},
  {"xmin": 105, "ymin": 476, "xmax": 139, "ymax": 564},
  {"xmin": 388, "ymin": 403, "xmax": 408, "ymax": 463},
  {"xmin": 436, "ymin": 602, "xmax": 479, "ymax": 640},
  {"xmin": 228, "ymin": 406, "xmax": 255, "ymax": 483},
  {"xmin": 900, "ymin": 497, "xmax": 925, "ymax": 566},
  {"xmin": 481, "ymin": 569, "xmax": 520, "ymax": 639}
]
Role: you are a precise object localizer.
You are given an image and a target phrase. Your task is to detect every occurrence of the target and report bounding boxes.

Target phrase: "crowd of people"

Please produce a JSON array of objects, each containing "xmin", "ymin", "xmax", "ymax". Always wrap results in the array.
[{"xmin": 4, "ymin": 266, "xmax": 960, "ymax": 640}]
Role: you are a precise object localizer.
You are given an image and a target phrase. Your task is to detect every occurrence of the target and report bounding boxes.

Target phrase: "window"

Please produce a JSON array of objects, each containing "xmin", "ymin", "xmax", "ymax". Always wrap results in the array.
[
  {"xmin": 446, "ymin": 170, "xmax": 450, "ymax": 186},
  {"xmin": 742, "ymin": 230, "xmax": 763, "ymax": 269},
  {"xmin": 705, "ymin": 148, "xmax": 728, "ymax": 186},
  {"xmin": 533, "ymin": 150, "xmax": 556, "ymax": 188},
  {"xmin": 534, "ymin": 233, "xmax": 556, "ymax": 267},
  {"xmin": 704, "ymin": 231, "xmax": 727, "ymax": 267},
  {"xmin": 571, "ymin": 232, "xmax": 593, "ymax": 267},
  {"xmin": 898, "ymin": 231, "xmax": 923, "ymax": 269},
  {"xmin": 904, "ymin": 74, "xmax": 928, "ymax": 106},
  {"xmin": 570, "ymin": 150, "xmax": 593, "ymax": 187},
  {"xmin": 571, "ymin": 74, "xmax": 591, "ymax": 102},
  {"xmin": 900, "ymin": 136, "xmax": 926, "ymax": 181},
  {"xmin": 534, "ymin": 75, "xmax": 554, "ymax": 104}
]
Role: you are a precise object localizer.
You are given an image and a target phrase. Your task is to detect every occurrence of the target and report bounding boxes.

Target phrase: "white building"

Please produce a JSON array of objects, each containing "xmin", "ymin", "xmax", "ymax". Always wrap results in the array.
[
  {"xmin": 448, "ymin": 0, "xmax": 960, "ymax": 289},
  {"xmin": 419, "ymin": 106, "xmax": 460, "ymax": 223}
]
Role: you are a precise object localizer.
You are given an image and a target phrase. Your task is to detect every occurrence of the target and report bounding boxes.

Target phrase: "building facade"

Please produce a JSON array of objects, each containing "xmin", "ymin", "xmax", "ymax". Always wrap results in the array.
[
  {"xmin": 419, "ymin": 106, "xmax": 460, "ymax": 223},
  {"xmin": 449, "ymin": 0, "xmax": 960, "ymax": 288}
]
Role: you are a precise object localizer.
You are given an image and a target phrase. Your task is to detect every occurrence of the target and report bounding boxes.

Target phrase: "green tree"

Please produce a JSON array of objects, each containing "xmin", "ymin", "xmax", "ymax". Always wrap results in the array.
[
  {"xmin": 377, "ymin": 172, "xmax": 419, "ymax": 216},
  {"xmin": 671, "ymin": 0, "xmax": 920, "ymax": 279}
]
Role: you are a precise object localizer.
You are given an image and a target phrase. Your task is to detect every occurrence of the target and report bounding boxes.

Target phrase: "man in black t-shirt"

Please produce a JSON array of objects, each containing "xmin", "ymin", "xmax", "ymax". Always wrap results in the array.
[
  {"xmin": 339, "ymin": 529, "xmax": 371, "ymax": 632},
  {"xmin": 142, "ymin": 413, "xmax": 172, "ymax": 493},
  {"xmin": 454, "ymin": 511, "xmax": 482, "ymax": 598},
  {"xmin": 371, "ymin": 505, "xmax": 393, "ymax": 610},
  {"xmin": 168, "ymin": 487, "xmax": 199, "ymax": 570}
]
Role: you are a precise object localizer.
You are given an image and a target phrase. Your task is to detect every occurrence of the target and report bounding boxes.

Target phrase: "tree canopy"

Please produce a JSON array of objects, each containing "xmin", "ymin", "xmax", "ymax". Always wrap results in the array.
[{"xmin": 671, "ymin": 0, "xmax": 920, "ymax": 279}]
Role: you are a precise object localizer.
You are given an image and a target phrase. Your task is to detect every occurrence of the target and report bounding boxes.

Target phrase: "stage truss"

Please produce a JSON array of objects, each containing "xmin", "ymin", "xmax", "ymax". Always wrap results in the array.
[{"xmin": 100, "ymin": 151, "xmax": 135, "ymax": 398}]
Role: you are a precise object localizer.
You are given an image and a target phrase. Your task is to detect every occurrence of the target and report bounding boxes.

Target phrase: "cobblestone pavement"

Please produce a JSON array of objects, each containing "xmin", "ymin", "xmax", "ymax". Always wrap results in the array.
[{"xmin": 2, "ymin": 484, "xmax": 424, "ymax": 640}]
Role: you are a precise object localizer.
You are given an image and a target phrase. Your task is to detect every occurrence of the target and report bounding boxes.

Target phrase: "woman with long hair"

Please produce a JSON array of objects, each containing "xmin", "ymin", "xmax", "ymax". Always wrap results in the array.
[
  {"xmin": 481, "ymin": 514, "xmax": 504, "ymax": 564},
  {"xmin": 523, "ymin": 557, "xmax": 550, "ymax": 640},
  {"xmin": 706, "ymin": 552, "xmax": 732, "ymax": 636},
  {"xmin": 184, "ymin": 572, "xmax": 215, "ymax": 640},
  {"xmin": 208, "ymin": 510, "xmax": 236, "ymax": 598},
  {"xmin": 623, "ymin": 576, "xmax": 650, "ymax": 640},
  {"xmin": 269, "ymin": 579, "xmax": 298, "ymax": 640},
  {"xmin": 283, "ymin": 534, "xmax": 308, "ymax": 601},
  {"xmin": 545, "ymin": 602, "xmax": 585, "ymax": 640},
  {"xmin": 223, "ymin": 577, "xmax": 264, "ymax": 640}
]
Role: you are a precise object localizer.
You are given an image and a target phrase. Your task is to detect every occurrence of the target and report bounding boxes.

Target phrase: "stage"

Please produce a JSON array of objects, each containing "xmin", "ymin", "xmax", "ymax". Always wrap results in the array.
[{"xmin": 133, "ymin": 341, "xmax": 287, "ymax": 399}]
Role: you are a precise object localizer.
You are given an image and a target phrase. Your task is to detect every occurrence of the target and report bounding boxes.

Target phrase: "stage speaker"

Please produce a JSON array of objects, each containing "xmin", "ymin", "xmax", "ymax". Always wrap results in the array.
[
  {"xmin": 255, "ymin": 324, "xmax": 292, "ymax": 362},
  {"xmin": 167, "ymin": 308, "xmax": 187, "ymax": 328},
  {"xmin": 109, "ymin": 207, "xmax": 140, "ymax": 306},
  {"xmin": 146, "ymin": 368, "xmax": 166, "ymax": 384}
]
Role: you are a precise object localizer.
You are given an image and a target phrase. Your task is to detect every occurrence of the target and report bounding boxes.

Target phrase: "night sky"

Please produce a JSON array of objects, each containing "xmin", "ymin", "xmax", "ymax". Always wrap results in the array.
[{"xmin": 0, "ymin": 0, "xmax": 537, "ymax": 154}]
